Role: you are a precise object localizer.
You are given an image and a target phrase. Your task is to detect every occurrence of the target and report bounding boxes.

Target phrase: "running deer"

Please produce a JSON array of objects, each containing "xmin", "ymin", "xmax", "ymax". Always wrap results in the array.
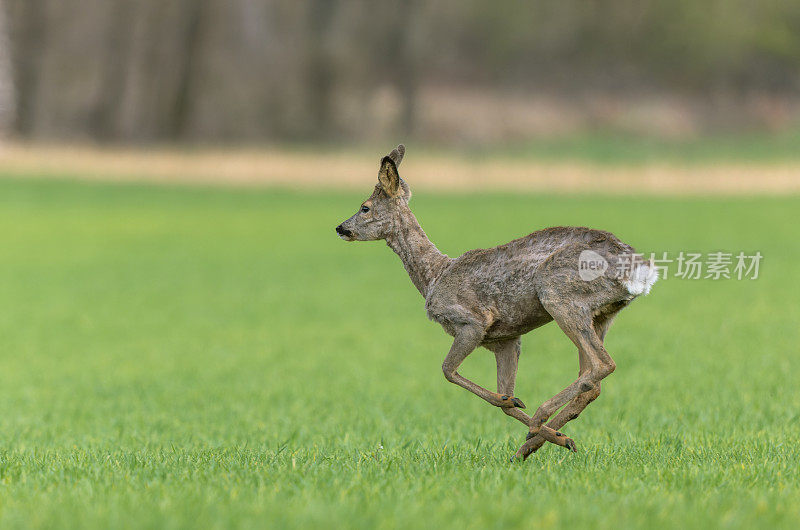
[{"xmin": 335, "ymin": 145, "xmax": 657, "ymax": 460}]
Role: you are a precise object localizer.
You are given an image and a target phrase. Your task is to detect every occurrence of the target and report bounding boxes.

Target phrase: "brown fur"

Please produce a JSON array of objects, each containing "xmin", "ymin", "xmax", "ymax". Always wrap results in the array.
[{"xmin": 336, "ymin": 145, "xmax": 656, "ymax": 460}]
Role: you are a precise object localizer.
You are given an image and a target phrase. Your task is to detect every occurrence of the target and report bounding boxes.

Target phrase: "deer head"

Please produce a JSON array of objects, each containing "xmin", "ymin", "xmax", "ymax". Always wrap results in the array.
[{"xmin": 336, "ymin": 144, "xmax": 412, "ymax": 241}]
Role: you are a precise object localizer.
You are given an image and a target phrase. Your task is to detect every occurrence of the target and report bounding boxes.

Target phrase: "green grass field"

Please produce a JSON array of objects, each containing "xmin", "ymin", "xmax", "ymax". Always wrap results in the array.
[{"xmin": 1, "ymin": 178, "xmax": 799, "ymax": 529}]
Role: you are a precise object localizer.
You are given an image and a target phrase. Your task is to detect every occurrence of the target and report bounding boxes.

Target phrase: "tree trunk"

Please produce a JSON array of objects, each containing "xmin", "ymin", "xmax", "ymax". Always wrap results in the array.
[
  {"xmin": 88, "ymin": 0, "xmax": 135, "ymax": 141},
  {"xmin": 387, "ymin": 0, "xmax": 419, "ymax": 137},
  {"xmin": 9, "ymin": 0, "xmax": 46, "ymax": 136},
  {"xmin": 168, "ymin": 0, "xmax": 206, "ymax": 140},
  {"xmin": 0, "ymin": 0, "xmax": 14, "ymax": 134},
  {"xmin": 305, "ymin": 0, "xmax": 337, "ymax": 140}
]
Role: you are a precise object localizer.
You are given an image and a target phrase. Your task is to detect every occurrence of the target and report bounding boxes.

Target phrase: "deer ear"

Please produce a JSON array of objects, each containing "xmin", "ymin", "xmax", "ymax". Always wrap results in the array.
[
  {"xmin": 378, "ymin": 156, "xmax": 401, "ymax": 197},
  {"xmin": 388, "ymin": 144, "xmax": 405, "ymax": 166}
]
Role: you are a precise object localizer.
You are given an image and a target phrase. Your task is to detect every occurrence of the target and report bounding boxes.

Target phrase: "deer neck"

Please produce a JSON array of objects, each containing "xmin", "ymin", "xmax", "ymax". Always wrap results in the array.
[{"xmin": 385, "ymin": 207, "xmax": 450, "ymax": 298}]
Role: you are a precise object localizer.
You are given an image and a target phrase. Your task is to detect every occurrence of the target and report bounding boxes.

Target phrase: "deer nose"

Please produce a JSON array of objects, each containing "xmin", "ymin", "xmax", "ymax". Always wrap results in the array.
[{"xmin": 336, "ymin": 224, "xmax": 352, "ymax": 237}]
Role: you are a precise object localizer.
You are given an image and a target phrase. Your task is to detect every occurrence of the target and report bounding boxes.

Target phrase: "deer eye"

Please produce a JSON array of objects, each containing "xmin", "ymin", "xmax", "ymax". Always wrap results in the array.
[{"xmin": 360, "ymin": 205, "xmax": 370, "ymax": 213}]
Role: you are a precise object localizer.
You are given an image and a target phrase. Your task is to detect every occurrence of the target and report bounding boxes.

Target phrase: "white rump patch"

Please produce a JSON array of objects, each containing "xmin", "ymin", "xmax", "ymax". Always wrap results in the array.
[{"xmin": 624, "ymin": 261, "xmax": 659, "ymax": 296}]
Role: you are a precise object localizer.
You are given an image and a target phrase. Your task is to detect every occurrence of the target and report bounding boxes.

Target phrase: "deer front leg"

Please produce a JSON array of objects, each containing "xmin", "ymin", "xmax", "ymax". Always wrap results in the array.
[
  {"xmin": 490, "ymin": 338, "xmax": 526, "ymax": 417},
  {"xmin": 490, "ymin": 339, "xmax": 577, "ymax": 455},
  {"xmin": 441, "ymin": 326, "xmax": 525, "ymax": 409}
]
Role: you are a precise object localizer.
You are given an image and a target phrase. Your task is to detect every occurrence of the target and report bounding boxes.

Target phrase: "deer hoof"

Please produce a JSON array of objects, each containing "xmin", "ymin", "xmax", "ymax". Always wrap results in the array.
[
  {"xmin": 553, "ymin": 430, "xmax": 577, "ymax": 452},
  {"xmin": 499, "ymin": 395, "xmax": 526, "ymax": 408}
]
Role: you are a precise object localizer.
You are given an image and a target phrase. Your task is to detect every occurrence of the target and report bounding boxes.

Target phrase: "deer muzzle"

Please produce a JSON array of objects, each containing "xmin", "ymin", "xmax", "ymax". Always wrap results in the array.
[{"xmin": 335, "ymin": 224, "xmax": 353, "ymax": 239}]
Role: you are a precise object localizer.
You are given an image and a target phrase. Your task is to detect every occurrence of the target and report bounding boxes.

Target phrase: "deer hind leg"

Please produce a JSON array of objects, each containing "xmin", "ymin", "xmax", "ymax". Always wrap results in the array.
[
  {"xmin": 441, "ymin": 325, "xmax": 526, "ymax": 409},
  {"xmin": 487, "ymin": 338, "xmax": 578, "ymax": 454},
  {"xmin": 523, "ymin": 301, "xmax": 617, "ymax": 435},
  {"xmin": 515, "ymin": 309, "xmax": 620, "ymax": 459}
]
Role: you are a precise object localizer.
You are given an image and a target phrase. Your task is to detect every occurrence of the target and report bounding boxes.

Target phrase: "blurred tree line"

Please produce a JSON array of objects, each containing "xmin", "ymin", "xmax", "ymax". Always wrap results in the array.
[{"xmin": 0, "ymin": 0, "xmax": 799, "ymax": 144}]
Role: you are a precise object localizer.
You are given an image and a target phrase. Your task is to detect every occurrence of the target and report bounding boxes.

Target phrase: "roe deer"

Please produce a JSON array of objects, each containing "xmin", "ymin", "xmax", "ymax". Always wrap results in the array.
[{"xmin": 335, "ymin": 145, "xmax": 657, "ymax": 460}]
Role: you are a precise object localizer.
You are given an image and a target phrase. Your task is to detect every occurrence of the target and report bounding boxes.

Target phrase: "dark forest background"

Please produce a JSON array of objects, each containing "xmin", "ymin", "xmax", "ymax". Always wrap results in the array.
[{"xmin": 1, "ymin": 0, "xmax": 799, "ymax": 145}]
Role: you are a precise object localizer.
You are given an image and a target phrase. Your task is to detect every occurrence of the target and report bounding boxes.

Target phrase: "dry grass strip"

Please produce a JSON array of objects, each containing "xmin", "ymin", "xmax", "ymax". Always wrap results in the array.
[{"xmin": 1, "ymin": 142, "xmax": 799, "ymax": 195}]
